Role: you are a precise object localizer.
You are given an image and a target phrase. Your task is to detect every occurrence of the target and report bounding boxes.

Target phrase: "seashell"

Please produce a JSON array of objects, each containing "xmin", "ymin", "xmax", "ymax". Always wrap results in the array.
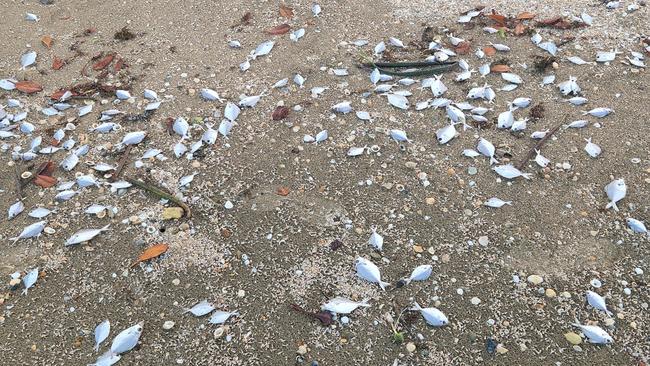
[
  {"xmin": 21, "ymin": 171, "xmax": 32, "ymax": 179},
  {"xmin": 44, "ymin": 227, "xmax": 56, "ymax": 235}
]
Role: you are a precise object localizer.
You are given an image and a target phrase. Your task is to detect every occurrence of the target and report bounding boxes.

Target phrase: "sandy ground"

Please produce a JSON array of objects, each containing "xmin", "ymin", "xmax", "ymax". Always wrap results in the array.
[{"xmin": 0, "ymin": 0, "xmax": 649, "ymax": 365}]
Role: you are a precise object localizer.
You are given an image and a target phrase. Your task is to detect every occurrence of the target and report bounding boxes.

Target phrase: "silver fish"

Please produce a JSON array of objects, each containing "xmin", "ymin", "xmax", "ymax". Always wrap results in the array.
[
  {"xmin": 290, "ymin": 28, "xmax": 305, "ymax": 42},
  {"xmin": 28, "ymin": 207, "xmax": 53, "ymax": 218},
  {"xmin": 85, "ymin": 204, "xmax": 107, "ymax": 214},
  {"xmin": 251, "ymin": 41, "xmax": 274, "ymax": 59},
  {"xmin": 374, "ymin": 41, "xmax": 386, "ymax": 55},
  {"xmin": 596, "ymin": 50, "xmax": 618, "ymax": 63},
  {"xmin": 145, "ymin": 101, "xmax": 161, "ymax": 111},
  {"xmin": 218, "ymin": 119, "xmax": 233, "ymax": 137},
  {"xmin": 200, "ymin": 88, "xmax": 225, "ymax": 102},
  {"xmin": 315, "ymin": 130, "xmax": 328, "ymax": 143},
  {"xmin": 567, "ymin": 56, "xmax": 592, "ymax": 65},
  {"xmin": 209, "ymin": 310, "xmax": 239, "ymax": 324},
  {"xmin": 572, "ymin": 322, "xmax": 613, "ymax": 344},
  {"xmin": 55, "ymin": 190, "xmax": 78, "ymax": 201},
  {"xmin": 179, "ymin": 173, "xmax": 196, "ymax": 187},
  {"xmin": 389, "ymin": 129, "xmax": 410, "ymax": 143},
  {"xmin": 491, "ymin": 43, "xmax": 510, "ymax": 52},
  {"xmin": 538, "ymin": 41, "xmax": 557, "ymax": 56},
  {"xmin": 604, "ymin": 178, "xmax": 626, "ymax": 211},
  {"xmin": 355, "ymin": 257, "xmax": 389, "ymax": 290},
  {"xmin": 566, "ymin": 97, "xmax": 588, "ymax": 106},
  {"xmin": 110, "ymin": 322, "xmax": 143, "ymax": 354},
  {"xmin": 411, "ymin": 302, "xmax": 448, "ymax": 326},
  {"xmin": 501, "ymin": 72, "xmax": 523, "ymax": 84},
  {"xmin": 60, "ymin": 153, "xmax": 80, "ymax": 171},
  {"xmin": 65, "ymin": 225, "xmax": 110, "ymax": 246},
  {"xmin": 436, "ymin": 124, "xmax": 457, "ymax": 144},
  {"xmin": 239, "ymin": 94, "xmax": 262, "ymax": 107},
  {"xmin": 321, "ymin": 297, "xmax": 370, "ymax": 314},
  {"xmin": 22, "ymin": 267, "xmax": 39, "ymax": 295},
  {"xmin": 11, "ymin": 221, "xmax": 47, "ymax": 243},
  {"xmin": 119, "ymin": 131, "xmax": 146, "ymax": 146},
  {"xmin": 566, "ymin": 120, "xmax": 588, "ymax": 128},
  {"xmin": 355, "ymin": 111, "xmax": 372, "ymax": 122},
  {"xmin": 406, "ymin": 265, "xmax": 433, "ymax": 283},
  {"xmin": 493, "ymin": 164, "xmax": 532, "ymax": 180},
  {"xmin": 484, "ymin": 197, "xmax": 512, "ymax": 208},
  {"xmin": 389, "ymin": 37, "xmax": 405, "ymax": 48},
  {"xmin": 626, "ymin": 218, "xmax": 647, "ymax": 234},
  {"xmin": 173, "ymin": 117, "xmax": 189, "ymax": 138},
  {"xmin": 531, "ymin": 130, "xmax": 549, "ymax": 139},
  {"xmin": 368, "ymin": 227, "xmax": 383, "ymax": 251},
  {"xmin": 386, "ymin": 93, "xmax": 409, "ymax": 110},
  {"xmin": 347, "ymin": 146, "xmax": 366, "ymax": 156},
  {"xmin": 430, "ymin": 75, "xmax": 447, "ymax": 97},
  {"xmin": 224, "ymin": 102, "xmax": 240, "ymax": 122},
  {"xmin": 497, "ymin": 109, "xmax": 515, "ymax": 129},
  {"xmin": 91, "ymin": 352, "xmax": 121, "ymax": 366},
  {"xmin": 582, "ymin": 108, "xmax": 613, "ymax": 118},
  {"xmin": 8, "ymin": 200, "xmax": 25, "ymax": 220},
  {"xmin": 477, "ymin": 138, "xmax": 498, "ymax": 164},
  {"xmin": 202, "ymin": 125, "xmax": 218, "ymax": 145},
  {"xmin": 185, "ymin": 300, "xmax": 215, "ymax": 317},
  {"xmin": 462, "ymin": 149, "xmax": 481, "ymax": 158},
  {"xmin": 115, "ymin": 90, "xmax": 131, "ymax": 100},
  {"xmin": 584, "ymin": 138, "xmax": 602, "ymax": 158},
  {"xmin": 558, "ymin": 76, "xmax": 580, "ymax": 95},
  {"xmin": 174, "ymin": 141, "xmax": 188, "ymax": 158},
  {"xmin": 311, "ymin": 4, "xmax": 321, "ymax": 16},
  {"xmin": 143, "ymin": 89, "xmax": 158, "ymax": 100},
  {"xmin": 332, "ymin": 101, "xmax": 352, "ymax": 114},
  {"xmin": 294, "ymin": 74, "xmax": 306, "ymax": 87},
  {"xmin": 20, "ymin": 50, "xmax": 37, "ymax": 70},
  {"xmin": 94, "ymin": 320, "xmax": 111, "ymax": 352},
  {"xmin": 586, "ymin": 291, "xmax": 612, "ymax": 316},
  {"xmin": 534, "ymin": 149, "xmax": 550, "ymax": 168}
]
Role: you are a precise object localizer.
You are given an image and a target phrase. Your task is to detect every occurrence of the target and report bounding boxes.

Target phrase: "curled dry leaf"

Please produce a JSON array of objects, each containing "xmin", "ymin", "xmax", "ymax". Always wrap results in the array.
[
  {"xmin": 272, "ymin": 106, "xmax": 290, "ymax": 120},
  {"xmin": 52, "ymin": 56, "xmax": 65, "ymax": 70},
  {"xmin": 491, "ymin": 64, "xmax": 511, "ymax": 73},
  {"xmin": 131, "ymin": 243, "xmax": 169, "ymax": 267},
  {"xmin": 455, "ymin": 41, "xmax": 471, "ymax": 55},
  {"xmin": 92, "ymin": 54, "xmax": 114, "ymax": 71},
  {"xmin": 276, "ymin": 186, "xmax": 290, "ymax": 196},
  {"xmin": 279, "ymin": 4, "xmax": 294, "ymax": 19},
  {"xmin": 15, "ymin": 81, "xmax": 43, "ymax": 94},
  {"xmin": 483, "ymin": 46, "xmax": 497, "ymax": 56},
  {"xmin": 34, "ymin": 175, "xmax": 56, "ymax": 188},
  {"xmin": 516, "ymin": 12, "xmax": 536, "ymax": 20},
  {"xmin": 514, "ymin": 23, "xmax": 527, "ymax": 36},
  {"xmin": 41, "ymin": 35, "xmax": 53, "ymax": 49},
  {"xmin": 114, "ymin": 57, "xmax": 125, "ymax": 72},
  {"xmin": 266, "ymin": 24, "xmax": 290, "ymax": 35},
  {"xmin": 487, "ymin": 11, "xmax": 506, "ymax": 26}
]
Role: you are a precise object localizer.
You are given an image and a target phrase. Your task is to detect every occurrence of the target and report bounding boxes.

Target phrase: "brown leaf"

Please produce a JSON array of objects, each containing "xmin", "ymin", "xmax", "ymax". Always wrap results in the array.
[
  {"xmin": 516, "ymin": 12, "xmax": 536, "ymax": 20},
  {"xmin": 276, "ymin": 186, "xmax": 290, "ymax": 196},
  {"xmin": 92, "ymin": 54, "xmax": 114, "ymax": 71},
  {"xmin": 114, "ymin": 57, "xmax": 125, "ymax": 72},
  {"xmin": 131, "ymin": 243, "xmax": 169, "ymax": 267},
  {"xmin": 41, "ymin": 35, "xmax": 53, "ymax": 49},
  {"xmin": 483, "ymin": 46, "xmax": 497, "ymax": 56},
  {"xmin": 272, "ymin": 106, "xmax": 290, "ymax": 120},
  {"xmin": 15, "ymin": 81, "xmax": 43, "ymax": 94},
  {"xmin": 514, "ymin": 23, "xmax": 527, "ymax": 36},
  {"xmin": 454, "ymin": 41, "xmax": 471, "ymax": 55},
  {"xmin": 279, "ymin": 4, "xmax": 294, "ymax": 19},
  {"xmin": 487, "ymin": 12, "xmax": 507, "ymax": 26},
  {"xmin": 241, "ymin": 12, "xmax": 252, "ymax": 25},
  {"xmin": 265, "ymin": 24, "xmax": 290, "ymax": 35},
  {"xmin": 539, "ymin": 16, "xmax": 563, "ymax": 25},
  {"xmin": 491, "ymin": 64, "xmax": 512, "ymax": 73},
  {"xmin": 52, "ymin": 56, "xmax": 65, "ymax": 70},
  {"xmin": 34, "ymin": 175, "xmax": 56, "ymax": 188}
]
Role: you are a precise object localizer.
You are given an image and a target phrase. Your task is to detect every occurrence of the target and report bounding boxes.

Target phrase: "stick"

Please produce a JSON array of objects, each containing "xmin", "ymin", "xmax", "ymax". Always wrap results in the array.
[
  {"xmin": 362, "ymin": 60, "xmax": 456, "ymax": 68},
  {"xmin": 111, "ymin": 145, "xmax": 132, "ymax": 182},
  {"xmin": 516, "ymin": 123, "xmax": 562, "ymax": 170},
  {"xmin": 126, "ymin": 178, "xmax": 192, "ymax": 218}
]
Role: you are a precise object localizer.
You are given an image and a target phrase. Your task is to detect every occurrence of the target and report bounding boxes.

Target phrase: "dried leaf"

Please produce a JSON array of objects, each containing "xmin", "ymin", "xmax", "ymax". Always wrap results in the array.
[
  {"xmin": 131, "ymin": 243, "xmax": 169, "ymax": 267},
  {"xmin": 92, "ymin": 54, "xmax": 114, "ymax": 71},
  {"xmin": 516, "ymin": 12, "xmax": 536, "ymax": 20},
  {"xmin": 34, "ymin": 175, "xmax": 56, "ymax": 188},
  {"xmin": 272, "ymin": 106, "xmax": 290, "ymax": 120},
  {"xmin": 241, "ymin": 12, "xmax": 252, "ymax": 25},
  {"xmin": 52, "ymin": 56, "xmax": 65, "ymax": 70},
  {"xmin": 265, "ymin": 24, "xmax": 290, "ymax": 35},
  {"xmin": 483, "ymin": 46, "xmax": 497, "ymax": 56},
  {"xmin": 539, "ymin": 16, "xmax": 563, "ymax": 25},
  {"xmin": 41, "ymin": 35, "xmax": 53, "ymax": 49},
  {"xmin": 491, "ymin": 64, "xmax": 512, "ymax": 73},
  {"xmin": 114, "ymin": 57, "xmax": 125, "ymax": 72},
  {"xmin": 487, "ymin": 12, "xmax": 507, "ymax": 26},
  {"xmin": 276, "ymin": 186, "xmax": 290, "ymax": 196},
  {"xmin": 15, "ymin": 81, "xmax": 43, "ymax": 94},
  {"xmin": 514, "ymin": 23, "xmax": 527, "ymax": 36},
  {"xmin": 455, "ymin": 41, "xmax": 471, "ymax": 55},
  {"xmin": 39, "ymin": 161, "xmax": 56, "ymax": 177},
  {"xmin": 279, "ymin": 4, "xmax": 294, "ymax": 19}
]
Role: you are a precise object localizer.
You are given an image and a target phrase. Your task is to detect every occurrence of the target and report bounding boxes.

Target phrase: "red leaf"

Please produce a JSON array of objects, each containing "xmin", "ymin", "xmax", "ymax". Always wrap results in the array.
[
  {"xmin": 34, "ymin": 175, "xmax": 56, "ymax": 188},
  {"xmin": 52, "ymin": 56, "xmax": 65, "ymax": 70},
  {"xmin": 276, "ymin": 186, "xmax": 290, "ymax": 196},
  {"xmin": 114, "ymin": 57, "xmax": 125, "ymax": 72},
  {"xmin": 265, "ymin": 24, "xmax": 290, "ymax": 35},
  {"xmin": 15, "ymin": 81, "xmax": 43, "ymax": 94},
  {"xmin": 279, "ymin": 4, "xmax": 294, "ymax": 19},
  {"xmin": 92, "ymin": 54, "xmax": 114, "ymax": 71},
  {"xmin": 514, "ymin": 23, "xmax": 527, "ymax": 36},
  {"xmin": 455, "ymin": 41, "xmax": 471, "ymax": 55},
  {"xmin": 272, "ymin": 106, "xmax": 290, "ymax": 120},
  {"xmin": 483, "ymin": 46, "xmax": 497, "ymax": 56},
  {"xmin": 491, "ymin": 64, "xmax": 512, "ymax": 73},
  {"xmin": 487, "ymin": 11, "xmax": 507, "ymax": 26},
  {"xmin": 516, "ymin": 12, "xmax": 536, "ymax": 20}
]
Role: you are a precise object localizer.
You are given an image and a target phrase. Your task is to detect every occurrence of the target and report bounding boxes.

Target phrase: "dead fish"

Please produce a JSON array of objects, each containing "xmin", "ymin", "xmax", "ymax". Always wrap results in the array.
[
  {"xmin": 251, "ymin": 41, "xmax": 274, "ymax": 59},
  {"xmin": 477, "ymin": 138, "xmax": 498, "ymax": 165},
  {"xmin": 239, "ymin": 94, "xmax": 263, "ymax": 108},
  {"xmin": 455, "ymin": 69, "xmax": 475, "ymax": 82},
  {"xmin": 93, "ymin": 163, "xmax": 116, "ymax": 172},
  {"xmin": 110, "ymin": 322, "xmax": 144, "ymax": 354},
  {"xmin": 604, "ymin": 178, "xmax": 626, "ymax": 211},
  {"xmin": 202, "ymin": 125, "xmax": 218, "ymax": 145},
  {"xmin": 538, "ymin": 41, "xmax": 558, "ymax": 56},
  {"xmin": 368, "ymin": 227, "xmax": 383, "ymax": 251},
  {"xmin": 60, "ymin": 153, "xmax": 80, "ymax": 171},
  {"xmin": 209, "ymin": 310, "xmax": 239, "ymax": 324},
  {"xmin": 448, "ymin": 35, "xmax": 465, "ymax": 47},
  {"xmin": 541, "ymin": 74, "xmax": 555, "ymax": 86},
  {"xmin": 332, "ymin": 68, "xmax": 348, "ymax": 76},
  {"xmin": 65, "ymin": 225, "xmax": 110, "ymax": 246},
  {"xmin": 484, "ymin": 197, "xmax": 512, "ymax": 208},
  {"xmin": 479, "ymin": 63, "xmax": 490, "ymax": 76},
  {"xmin": 567, "ymin": 56, "xmax": 593, "ymax": 65},
  {"xmin": 85, "ymin": 204, "xmax": 107, "ymax": 215},
  {"xmin": 314, "ymin": 130, "xmax": 328, "ymax": 143},
  {"xmin": 596, "ymin": 50, "xmax": 619, "ymax": 63},
  {"xmin": 566, "ymin": 97, "xmax": 588, "ymax": 106},
  {"xmin": 8, "ymin": 201, "xmax": 25, "ymax": 220},
  {"xmin": 143, "ymin": 89, "xmax": 158, "ymax": 100},
  {"xmin": 511, "ymin": 118, "xmax": 528, "ymax": 132},
  {"xmin": 293, "ymin": 73, "xmax": 306, "ymax": 87},
  {"xmin": 224, "ymin": 102, "xmax": 240, "ymax": 121},
  {"xmin": 584, "ymin": 138, "xmax": 602, "ymax": 158},
  {"xmin": 572, "ymin": 321, "xmax": 613, "ymax": 344},
  {"xmin": 501, "ymin": 73, "xmax": 523, "ymax": 84},
  {"xmin": 145, "ymin": 101, "xmax": 161, "ymax": 111},
  {"xmin": 626, "ymin": 56, "xmax": 646, "ymax": 68},
  {"xmin": 184, "ymin": 300, "xmax": 214, "ymax": 317},
  {"xmin": 430, "ymin": 74, "xmax": 447, "ymax": 97},
  {"xmin": 566, "ymin": 120, "xmax": 589, "ymax": 129},
  {"xmin": 10, "ymin": 221, "xmax": 46, "ymax": 243},
  {"xmin": 492, "ymin": 164, "xmax": 532, "ymax": 180},
  {"xmin": 55, "ymin": 190, "xmax": 78, "ymax": 201},
  {"xmin": 404, "ymin": 265, "xmax": 433, "ymax": 284},
  {"xmin": 497, "ymin": 109, "xmax": 515, "ymax": 129},
  {"xmin": 626, "ymin": 218, "xmax": 647, "ymax": 234},
  {"xmin": 109, "ymin": 181, "xmax": 132, "ymax": 193},
  {"xmin": 347, "ymin": 146, "xmax": 366, "ymax": 156},
  {"xmin": 531, "ymin": 130, "xmax": 549, "ymax": 139},
  {"xmin": 312, "ymin": 4, "xmax": 322, "ymax": 16},
  {"xmin": 582, "ymin": 108, "xmax": 613, "ymax": 118},
  {"xmin": 490, "ymin": 42, "xmax": 510, "ymax": 52},
  {"xmin": 386, "ymin": 93, "xmax": 409, "ymax": 110},
  {"xmin": 25, "ymin": 12, "xmax": 39, "ymax": 21},
  {"xmin": 355, "ymin": 257, "xmax": 389, "ymax": 290},
  {"xmin": 290, "ymin": 28, "xmax": 305, "ymax": 42},
  {"xmin": 586, "ymin": 291, "xmax": 613, "ymax": 316},
  {"xmin": 200, "ymin": 88, "xmax": 225, "ymax": 102},
  {"xmin": 531, "ymin": 33, "xmax": 542, "ymax": 45},
  {"xmin": 332, "ymin": 101, "xmax": 352, "ymax": 114},
  {"xmin": 510, "ymin": 97, "xmax": 531, "ymax": 109},
  {"xmin": 94, "ymin": 320, "xmax": 111, "ymax": 352},
  {"xmin": 28, "ymin": 207, "xmax": 54, "ymax": 218},
  {"xmin": 374, "ymin": 41, "xmax": 386, "ymax": 55},
  {"xmin": 411, "ymin": 302, "xmax": 448, "ymax": 327},
  {"xmin": 436, "ymin": 123, "xmax": 457, "ymax": 144},
  {"xmin": 389, "ymin": 129, "xmax": 411, "ymax": 143},
  {"xmin": 0, "ymin": 79, "xmax": 16, "ymax": 90},
  {"xmin": 115, "ymin": 90, "xmax": 131, "ymax": 100},
  {"xmin": 321, "ymin": 297, "xmax": 370, "ymax": 314},
  {"xmin": 310, "ymin": 86, "xmax": 328, "ymax": 98},
  {"xmin": 174, "ymin": 141, "xmax": 187, "ymax": 157},
  {"xmin": 119, "ymin": 131, "xmax": 146, "ymax": 146},
  {"xmin": 581, "ymin": 12, "xmax": 593, "ymax": 25},
  {"xmin": 558, "ymin": 76, "xmax": 581, "ymax": 95},
  {"xmin": 20, "ymin": 50, "xmax": 37, "ymax": 70},
  {"xmin": 355, "ymin": 111, "xmax": 372, "ymax": 122},
  {"xmin": 462, "ymin": 149, "xmax": 481, "ymax": 158},
  {"xmin": 22, "ymin": 267, "xmax": 39, "ymax": 295},
  {"xmin": 534, "ymin": 149, "xmax": 550, "ymax": 167},
  {"xmin": 218, "ymin": 119, "xmax": 233, "ymax": 137}
]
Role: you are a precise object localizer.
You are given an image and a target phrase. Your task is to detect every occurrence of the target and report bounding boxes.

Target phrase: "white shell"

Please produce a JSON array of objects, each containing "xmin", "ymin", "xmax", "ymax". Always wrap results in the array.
[
  {"xmin": 347, "ymin": 146, "xmax": 366, "ymax": 156},
  {"xmin": 20, "ymin": 50, "xmax": 37, "ymax": 69}
]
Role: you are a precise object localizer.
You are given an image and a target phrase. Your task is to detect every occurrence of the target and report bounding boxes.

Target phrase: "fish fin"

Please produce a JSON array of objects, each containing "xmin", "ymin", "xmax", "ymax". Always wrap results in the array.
[
  {"xmin": 22, "ymin": 288, "xmax": 28, "ymax": 295},
  {"xmin": 379, "ymin": 281, "xmax": 390, "ymax": 291},
  {"xmin": 101, "ymin": 224, "xmax": 111, "ymax": 231},
  {"xmin": 489, "ymin": 156, "xmax": 499, "ymax": 165},
  {"xmin": 522, "ymin": 173, "xmax": 533, "ymax": 180},
  {"xmin": 361, "ymin": 298, "xmax": 371, "ymax": 306},
  {"xmin": 581, "ymin": 111, "xmax": 588, "ymax": 115},
  {"xmin": 411, "ymin": 302, "xmax": 422, "ymax": 311},
  {"xmin": 606, "ymin": 310, "xmax": 613, "ymax": 317},
  {"xmin": 506, "ymin": 201, "xmax": 513, "ymax": 206},
  {"xmin": 605, "ymin": 201, "xmax": 618, "ymax": 211},
  {"xmin": 94, "ymin": 344, "xmax": 99, "ymax": 352},
  {"xmin": 10, "ymin": 236, "xmax": 19, "ymax": 243}
]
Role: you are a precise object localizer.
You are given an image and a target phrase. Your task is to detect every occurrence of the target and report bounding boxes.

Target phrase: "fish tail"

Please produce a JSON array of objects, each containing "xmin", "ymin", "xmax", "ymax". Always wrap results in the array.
[
  {"xmin": 379, "ymin": 281, "xmax": 390, "ymax": 291},
  {"xmin": 522, "ymin": 173, "xmax": 533, "ymax": 180},
  {"xmin": 581, "ymin": 111, "xmax": 588, "ymax": 115},
  {"xmin": 605, "ymin": 201, "xmax": 618, "ymax": 211},
  {"xmin": 411, "ymin": 302, "xmax": 422, "ymax": 311},
  {"xmin": 489, "ymin": 156, "xmax": 499, "ymax": 165},
  {"xmin": 10, "ymin": 237, "xmax": 19, "ymax": 243},
  {"xmin": 22, "ymin": 289, "xmax": 28, "ymax": 295},
  {"xmin": 606, "ymin": 310, "xmax": 613, "ymax": 317},
  {"xmin": 94, "ymin": 344, "xmax": 99, "ymax": 352},
  {"xmin": 101, "ymin": 224, "xmax": 111, "ymax": 231},
  {"xmin": 361, "ymin": 298, "xmax": 371, "ymax": 306}
]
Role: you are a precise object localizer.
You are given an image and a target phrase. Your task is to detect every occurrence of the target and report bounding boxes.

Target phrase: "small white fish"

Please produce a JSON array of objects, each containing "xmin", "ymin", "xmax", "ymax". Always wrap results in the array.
[
  {"xmin": 115, "ymin": 90, "xmax": 131, "ymax": 100},
  {"xmin": 584, "ymin": 138, "xmax": 602, "ymax": 158},
  {"xmin": 566, "ymin": 97, "xmax": 588, "ymax": 106},
  {"xmin": 511, "ymin": 118, "xmax": 528, "ymax": 132},
  {"xmin": 209, "ymin": 310, "xmax": 239, "ymax": 324},
  {"xmin": 567, "ymin": 56, "xmax": 593, "ymax": 65},
  {"xmin": 436, "ymin": 124, "xmax": 457, "ymax": 144},
  {"xmin": 321, "ymin": 297, "xmax": 370, "ymax": 314},
  {"xmin": 558, "ymin": 76, "xmax": 581, "ymax": 95},
  {"xmin": 239, "ymin": 59, "xmax": 250, "ymax": 72},
  {"xmin": 355, "ymin": 257, "xmax": 389, "ymax": 290},
  {"xmin": 493, "ymin": 164, "xmax": 532, "ymax": 180},
  {"xmin": 272, "ymin": 78, "xmax": 289, "ymax": 89},
  {"xmin": 94, "ymin": 320, "xmax": 111, "ymax": 352},
  {"xmin": 20, "ymin": 50, "xmax": 37, "ymax": 70},
  {"xmin": 541, "ymin": 74, "xmax": 555, "ymax": 86},
  {"xmin": 604, "ymin": 178, "xmax": 626, "ymax": 211},
  {"xmin": 8, "ymin": 201, "xmax": 25, "ymax": 220},
  {"xmin": 332, "ymin": 101, "xmax": 352, "ymax": 114},
  {"xmin": 239, "ymin": 94, "xmax": 263, "ymax": 108},
  {"xmin": 109, "ymin": 181, "xmax": 131, "ymax": 193},
  {"xmin": 55, "ymin": 190, "xmax": 78, "ymax": 201},
  {"xmin": 477, "ymin": 138, "xmax": 498, "ymax": 165},
  {"xmin": 538, "ymin": 41, "xmax": 558, "ymax": 56},
  {"xmin": 173, "ymin": 117, "xmax": 189, "ymax": 138},
  {"xmin": 501, "ymin": 73, "xmax": 523, "ymax": 84},
  {"xmin": 582, "ymin": 108, "xmax": 613, "ymax": 118},
  {"xmin": 626, "ymin": 218, "xmax": 647, "ymax": 234},
  {"xmin": 310, "ymin": 86, "xmax": 327, "ymax": 98},
  {"xmin": 85, "ymin": 204, "xmax": 107, "ymax": 214},
  {"xmin": 462, "ymin": 149, "xmax": 481, "ymax": 158},
  {"xmin": 315, "ymin": 130, "xmax": 328, "ymax": 143},
  {"xmin": 200, "ymin": 88, "xmax": 225, "ymax": 102},
  {"xmin": 448, "ymin": 35, "xmax": 465, "ymax": 47},
  {"xmin": 389, "ymin": 37, "xmax": 405, "ymax": 48},
  {"xmin": 174, "ymin": 141, "xmax": 188, "ymax": 157},
  {"xmin": 179, "ymin": 173, "xmax": 196, "ymax": 188},
  {"xmin": 65, "ymin": 225, "xmax": 110, "ymax": 246},
  {"xmin": 572, "ymin": 322, "xmax": 613, "ymax": 344},
  {"xmin": 294, "ymin": 73, "xmax": 306, "ymax": 87},
  {"xmin": 110, "ymin": 322, "xmax": 144, "ymax": 354},
  {"xmin": 251, "ymin": 41, "xmax": 274, "ymax": 59},
  {"xmin": 389, "ymin": 129, "xmax": 410, "ymax": 143},
  {"xmin": 386, "ymin": 93, "xmax": 409, "ymax": 110},
  {"xmin": 626, "ymin": 56, "xmax": 646, "ymax": 68},
  {"xmin": 25, "ymin": 13, "xmax": 39, "ymax": 21},
  {"xmin": 91, "ymin": 352, "xmax": 121, "ymax": 366},
  {"xmin": 596, "ymin": 50, "xmax": 618, "ymax": 63},
  {"xmin": 374, "ymin": 41, "xmax": 386, "ymax": 55},
  {"xmin": 566, "ymin": 120, "xmax": 589, "ymax": 129},
  {"xmin": 406, "ymin": 265, "xmax": 433, "ymax": 283},
  {"xmin": 531, "ymin": 33, "xmax": 542, "ymax": 45},
  {"xmin": 586, "ymin": 291, "xmax": 613, "ymax": 316},
  {"xmin": 145, "ymin": 101, "xmax": 161, "ymax": 111},
  {"xmin": 144, "ymin": 89, "xmax": 158, "ymax": 100},
  {"xmin": 478, "ymin": 63, "xmax": 490, "ymax": 76},
  {"xmin": 184, "ymin": 300, "xmax": 215, "ymax": 317},
  {"xmin": 411, "ymin": 302, "xmax": 448, "ymax": 327},
  {"xmin": 484, "ymin": 197, "xmax": 512, "ymax": 208},
  {"xmin": 534, "ymin": 149, "xmax": 550, "ymax": 168},
  {"xmin": 491, "ymin": 43, "xmax": 510, "ymax": 52},
  {"xmin": 497, "ymin": 109, "xmax": 515, "ymax": 129},
  {"xmin": 22, "ymin": 267, "xmax": 39, "ymax": 295},
  {"xmin": 347, "ymin": 146, "xmax": 366, "ymax": 156},
  {"xmin": 10, "ymin": 221, "xmax": 47, "ymax": 243},
  {"xmin": 368, "ymin": 227, "xmax": 383, "ymax": 251},
  {"xmin": 60, "ymin": 153, "xmax": 80, "ymax": 171},
  {"xmin": 510, "ymin": 97, "xmax": 531, "ymax": 109},
  {"xmin": 355, "ymin": 111, "xmax": 372, "ymax": 122},
  {"xmin": 119, "ymin": 131, "xmax": 146, "ymax": 146},
  {"xmin": 28, "ymin": 207, "xmax": 53, "ymax": 218},
  {"xmin": 430, "ymin": 75, "xmax": 447, "ymax": 97},
  {"xmin": 351, "ymin": 39, "xmax": 368, "ymax": 47},
  {"xmin": 218, "ymin": 119, "xmax": 233, "ymax": 137},
  {"xmin": 57, "ymin": 181, "xmax": 76, "ymax": 191},
  {"xmin": 224, "ymin": 102, "xmax": 241, "ymax": 122},
  {"xmin": 398, "ymin": 78, "xmax": 417, "ymax": 86},
  {"xmin": 290, "ymin": 28, "xmax": 305, "ymax": 42},
  {"xmin": 93, "ymin": 163, "xmax": 116, "ymax": 172},
  {"xmin": 332, "ymin": 68, "xmax": 348, "ymax": 76},
  {"xmin": 312, "ymin": 4, "xmax": 322, "ymax": 16},
  {"xmin": 581, "ymin": 13, "xmax": 593, "ymax": 25}
]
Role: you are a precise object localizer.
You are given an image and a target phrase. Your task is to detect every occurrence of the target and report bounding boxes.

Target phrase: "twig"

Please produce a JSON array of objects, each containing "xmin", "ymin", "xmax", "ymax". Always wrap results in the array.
[
  {"xmin": 111, "ymin": 145, "xmax": 133, "ymax": 182},
  {"xmin": 126, "ymin": 177, "xmax": 192, "ymax": 218},
  {"xmin": 361, "ymin": 60, "xmax": 456, "ymax": 68},
  {"xmin": 516, "ymin": 123, "xmax": 563, "ymax": 170}
]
